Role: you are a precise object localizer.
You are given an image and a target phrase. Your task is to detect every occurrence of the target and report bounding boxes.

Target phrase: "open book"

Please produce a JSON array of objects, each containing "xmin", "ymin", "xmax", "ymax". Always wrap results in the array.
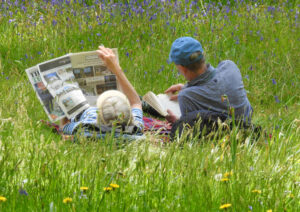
[
  {"xmin": 26, "ymin": 50, "xmax": 120, "ymax": 122},
  {"xmin": 142, "ymin": 91, "xmax": 181, "ymax": 118}
]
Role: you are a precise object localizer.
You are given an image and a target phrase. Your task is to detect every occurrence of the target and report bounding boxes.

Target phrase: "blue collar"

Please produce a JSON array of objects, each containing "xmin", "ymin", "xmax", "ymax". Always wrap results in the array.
[{"xmin": 186, "ymin": 64, "xmax": 216, "ymax": 87}]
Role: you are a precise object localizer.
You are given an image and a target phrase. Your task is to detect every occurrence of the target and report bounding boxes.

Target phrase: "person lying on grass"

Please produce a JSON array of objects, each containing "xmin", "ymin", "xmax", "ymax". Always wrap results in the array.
[
  {"xmin": 165, "ymin": 37, "xmax": 253, "ymax": 136},
  {"xmin": 60, "ymin": 46, "xmax": 144, "ymax": 140}
]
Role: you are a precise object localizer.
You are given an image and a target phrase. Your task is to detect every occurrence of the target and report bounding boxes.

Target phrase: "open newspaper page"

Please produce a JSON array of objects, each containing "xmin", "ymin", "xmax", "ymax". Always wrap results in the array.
[
  {"xmin": 38, "ymin": 55, "xmax": 89, "ymax": 119},
  {"xmin": 70, "ymin": 50, "xmax": 120, "ymax": 106},
  {"xmin": 25, "ymin": 66, "xmax": 65, "ymax": 122}
]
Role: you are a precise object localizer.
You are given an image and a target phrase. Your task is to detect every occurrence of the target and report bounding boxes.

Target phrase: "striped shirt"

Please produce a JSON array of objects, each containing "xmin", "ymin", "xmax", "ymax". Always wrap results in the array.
[{"xmin": 63, "ymin": 107, "xmax": 144, "ymax": 139}]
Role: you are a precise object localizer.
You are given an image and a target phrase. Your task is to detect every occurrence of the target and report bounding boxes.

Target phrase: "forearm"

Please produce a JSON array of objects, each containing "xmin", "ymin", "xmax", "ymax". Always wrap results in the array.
[
  {"xmin": 60, "ymin": 117, "xmax": 70, "ymax": 129},
  {"xmin": 114, "ymin": 66, "xmax": 141, "ymax": 109}
]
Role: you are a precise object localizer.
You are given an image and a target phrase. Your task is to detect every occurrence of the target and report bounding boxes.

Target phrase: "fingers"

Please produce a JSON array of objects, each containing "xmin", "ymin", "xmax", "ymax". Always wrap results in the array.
[
  {"xmin": 169, "ymin": 95, "xmax": 178, "ymax": 101},
  {"xmin": 167, "ymin": 109, "xmax": 173, "ymax": 115},
  {"xmin": 166, "ymin": 109, "xmax": 178, "ymax": 124},
  {"xmin": 165, "ymin": 86, "xmax": 175, "ymax": 93},
  {"xmin": 98, "ymin": 46, "xmax": 110, "ymax": 55},
  {"xmin": 98, "ymin": 45, "xmax": 115, "ymax": 56}
]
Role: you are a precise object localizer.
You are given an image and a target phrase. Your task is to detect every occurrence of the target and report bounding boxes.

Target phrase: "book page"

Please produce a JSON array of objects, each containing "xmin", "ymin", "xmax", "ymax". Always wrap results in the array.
[
  {"xmin": 143, "ymin": 91, "xmax": 168, "ymax": 117},
  {"xmin": 157, "ymin": 94, "xmax": 181, "ymax": 118}
]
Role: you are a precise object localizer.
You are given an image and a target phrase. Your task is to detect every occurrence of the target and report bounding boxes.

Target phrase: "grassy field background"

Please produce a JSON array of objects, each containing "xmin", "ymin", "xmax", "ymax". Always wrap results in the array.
[{"xmin": 0, "ymin": 0, "xmax": 299, "ymax": 211}]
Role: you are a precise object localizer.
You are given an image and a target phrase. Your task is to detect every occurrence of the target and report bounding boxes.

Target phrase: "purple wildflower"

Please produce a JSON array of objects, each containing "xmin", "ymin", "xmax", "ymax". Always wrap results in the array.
[
  {"xmin": 52, "ymin": 19, "xmax": 57, "ymax": 26},
  {"xmin": 274, "ymin": 95, "xmax": 280, "ymax": 103},
  {"xmin": 19, "ymin": 188, "xmax": 28, "ymax": 196},
  {"xmin": 126, "ymin": 52, "xmax": 129, "ymax": 57},
  {"xmin": 272, "ymin": 79, "xmax": 276, "ymax": 85},
  {"xmin": 96, "ymin": 33, "xmax": 101, "ymax": 36}
]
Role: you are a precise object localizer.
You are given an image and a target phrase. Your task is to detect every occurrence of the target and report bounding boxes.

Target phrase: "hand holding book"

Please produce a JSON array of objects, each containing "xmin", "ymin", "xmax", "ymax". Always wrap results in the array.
[
  {"xmin": 142, "ymin": 91, "xmax": 181, "ymax": 119},
  {"xmin": 166, "ymin": 109, "xmax": 178, "ymax": 124},
  {"xmin": 164, "ymin": 83, "xmax": 184, "ymax": 101}
]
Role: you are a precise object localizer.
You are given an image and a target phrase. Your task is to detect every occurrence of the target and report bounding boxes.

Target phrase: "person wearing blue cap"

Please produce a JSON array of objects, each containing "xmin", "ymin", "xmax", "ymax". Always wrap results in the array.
[{"xmin": 165, "ymin": 37, "xmax": 253, "ymax": 134}]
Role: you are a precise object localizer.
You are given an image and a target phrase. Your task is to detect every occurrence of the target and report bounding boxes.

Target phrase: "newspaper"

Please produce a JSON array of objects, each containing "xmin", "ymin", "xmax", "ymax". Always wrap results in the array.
[
  {"xmin": 70, "ymin": 50, "xmax": 119, "ymax": 97},
  {"xmin": 37, "ymin": 54, "xmax": 90, "ymax": 120},
  {"xmin": 26, "ymin": 50, "xmax": 120, "ymax": 122},
  {"xmin": 25, "ymin": 66, "xmax": 65, "ymax": 122}
]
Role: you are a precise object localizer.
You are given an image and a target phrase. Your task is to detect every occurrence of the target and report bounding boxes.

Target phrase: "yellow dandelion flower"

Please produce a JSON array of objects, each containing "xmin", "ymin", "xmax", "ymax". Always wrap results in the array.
[
  {"xmin": 224, "ymin": 171, "xmax": 233, "ymax": 178},
  {"xmin": 252, "ymin": 189, "xmax": 262, "ymax": 194},
  {"xmin": 288, "ymin": 194, "xmax": 294, "ymax": 198},
  {"xmin": 63, "ymin": 197, "xmax": 72, "ymax": 204},
  {"xmin": 0, "ymin": 196, "xmax": 7, "ymax": 202},
  {"xmin": 220, "ymin": 203, "xmax": 232, "ymax": 209},
  {"xmin": 109, "ymin": 183, "xmax": 120, "ymax": 189},
  {"xmin": 267, "ymin": 210, "xmax": 272, "ymax": 212},
  {"xmin": 103, "ymin": 187, "xmax": 112, "ymax": 192},
  {"xmin": 221, "ymin": 178, "xmax": 229, "ymax": 182},
  {"xmin": 80, "ymin": 186, "xmax": 88, "ymax": 191}
]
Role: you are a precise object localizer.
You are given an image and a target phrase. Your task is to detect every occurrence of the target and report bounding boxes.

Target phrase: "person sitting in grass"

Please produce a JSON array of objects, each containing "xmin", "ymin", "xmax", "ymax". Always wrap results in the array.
[
  {"xmin": 165, "ymin": 37, "xmax": 253, "ymax": 136},
  {"xmin": 60, "ymin": 46, "xmax": 144, "ymax": 140}
]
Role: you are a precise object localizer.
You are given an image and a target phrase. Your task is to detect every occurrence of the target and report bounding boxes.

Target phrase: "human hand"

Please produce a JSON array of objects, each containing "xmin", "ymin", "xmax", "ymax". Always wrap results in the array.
[
  {"xmin": 166, "ymin": 109, "xmax": 178, "ymax": 124},
  {"xmin": 97, "ymin": 46, "xmax": 122, "ymax": 76},
  {"xmin": 164, "ymin": 83, "xmax": 184, "ymax": 101},
  {"xmin": 60, "ymin": 117, "xmax": 70, "ymax": 129}
]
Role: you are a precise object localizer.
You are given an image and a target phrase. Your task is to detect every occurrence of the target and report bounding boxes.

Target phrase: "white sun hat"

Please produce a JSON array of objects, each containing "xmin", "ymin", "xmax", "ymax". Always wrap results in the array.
[{"xmin": 97, "ymin": 90, "xmax": 132, "ymax": 126}]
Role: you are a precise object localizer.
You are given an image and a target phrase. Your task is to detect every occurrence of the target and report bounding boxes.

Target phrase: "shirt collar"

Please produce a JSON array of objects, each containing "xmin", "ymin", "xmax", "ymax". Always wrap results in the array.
[{"xmin": 186, "ymin": 64, "xmax": 216, "ymax": 87}]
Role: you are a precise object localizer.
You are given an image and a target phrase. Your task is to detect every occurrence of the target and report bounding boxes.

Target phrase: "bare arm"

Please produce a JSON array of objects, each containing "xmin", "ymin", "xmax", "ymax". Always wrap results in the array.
[{"xmin": 96, "ymin": 46, "xmax": 142, "ymax": 110}]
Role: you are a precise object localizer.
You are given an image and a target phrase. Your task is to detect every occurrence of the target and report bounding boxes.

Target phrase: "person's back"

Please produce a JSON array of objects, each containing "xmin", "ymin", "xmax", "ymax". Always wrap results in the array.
[
  {"xmin": 178, "ymin": 60, "xmax": 252, "ymax": 122},
  {"xmin": 165, "ymin": 36, "xmax": 253, "ymax": 128}
]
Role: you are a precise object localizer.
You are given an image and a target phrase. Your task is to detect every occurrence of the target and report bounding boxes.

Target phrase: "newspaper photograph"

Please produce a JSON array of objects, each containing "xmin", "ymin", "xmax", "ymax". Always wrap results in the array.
[
  {"xmin": 25, "ymin": 66, "xmax": 65, "ymax": 122},
  {"xmin": 55, "ymin": 84, "xmax": 89, "ymax": 117},
  {"xmin": 37, "ymin": 55, "xmax": 89, "ymax": 119},
  {"xmin": 70, "ymin": 50, "xmax": 120, "ymax": 97}
]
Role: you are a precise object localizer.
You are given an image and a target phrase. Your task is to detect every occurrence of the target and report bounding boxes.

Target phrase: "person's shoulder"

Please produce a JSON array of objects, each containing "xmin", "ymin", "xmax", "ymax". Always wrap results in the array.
[
  {"xmin": 216, "ymin": 60, "xmax": 240, "ymax": 73},
  {"xmin": 217, "ymin": 60, "xmax": 238, "ymax": 68},
  {"xmin": 178, "ymin": 86, "xmax": 192, "ymax": 97}
]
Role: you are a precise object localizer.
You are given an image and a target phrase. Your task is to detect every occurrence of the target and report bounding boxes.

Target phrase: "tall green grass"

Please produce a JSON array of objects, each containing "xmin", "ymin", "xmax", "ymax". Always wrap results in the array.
[{"xmin": 0, "ymin": 0, "xmax": 299, "ymax": 211}]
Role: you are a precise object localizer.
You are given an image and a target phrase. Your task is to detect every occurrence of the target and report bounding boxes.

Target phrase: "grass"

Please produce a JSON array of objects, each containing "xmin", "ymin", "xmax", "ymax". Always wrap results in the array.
[{"xmin": 0, "ymin": 0, "xmax": 299, "ymax": 211}]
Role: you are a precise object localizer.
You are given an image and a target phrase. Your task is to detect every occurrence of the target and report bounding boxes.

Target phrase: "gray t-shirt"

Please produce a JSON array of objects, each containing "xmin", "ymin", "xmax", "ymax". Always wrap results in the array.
[{"xmin": 178, "ymin": 60, "xmax": 252, "ymax": 122}]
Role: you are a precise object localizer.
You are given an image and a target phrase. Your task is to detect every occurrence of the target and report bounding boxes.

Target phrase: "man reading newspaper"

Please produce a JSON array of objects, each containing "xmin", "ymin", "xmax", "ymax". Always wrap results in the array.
[{"xmin": 60, "ymin": 46, "xmax": 144, "ymax": 140}]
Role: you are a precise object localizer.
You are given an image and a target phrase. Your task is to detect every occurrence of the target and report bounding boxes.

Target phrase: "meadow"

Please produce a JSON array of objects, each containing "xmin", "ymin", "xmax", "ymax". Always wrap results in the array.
[{"xmin": 0, "ymin": 0, "xmax": 299, "ymax": 211}]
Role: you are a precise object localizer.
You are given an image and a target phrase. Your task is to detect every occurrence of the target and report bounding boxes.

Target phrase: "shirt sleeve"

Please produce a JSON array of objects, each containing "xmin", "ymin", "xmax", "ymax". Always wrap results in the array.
[
  {"xmin": 131, "ymin": 108, "xmax": 144, "ymax": 132},
  {"xmin": 62, "ymin": 121, "xmax": 82, "ymax": 135}
]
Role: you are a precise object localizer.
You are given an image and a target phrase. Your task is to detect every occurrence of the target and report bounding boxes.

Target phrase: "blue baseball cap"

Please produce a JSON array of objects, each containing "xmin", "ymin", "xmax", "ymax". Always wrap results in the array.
[{"xmin": 169, "ymin": 37, "xmax": 203, "ymax": 66}]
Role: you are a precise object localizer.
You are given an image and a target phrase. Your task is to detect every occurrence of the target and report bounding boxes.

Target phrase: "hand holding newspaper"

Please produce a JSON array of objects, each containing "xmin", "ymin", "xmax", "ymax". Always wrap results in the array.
[{"xmin": 26, "ymin": 50, "xmax": 120, "ymax": 122}]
